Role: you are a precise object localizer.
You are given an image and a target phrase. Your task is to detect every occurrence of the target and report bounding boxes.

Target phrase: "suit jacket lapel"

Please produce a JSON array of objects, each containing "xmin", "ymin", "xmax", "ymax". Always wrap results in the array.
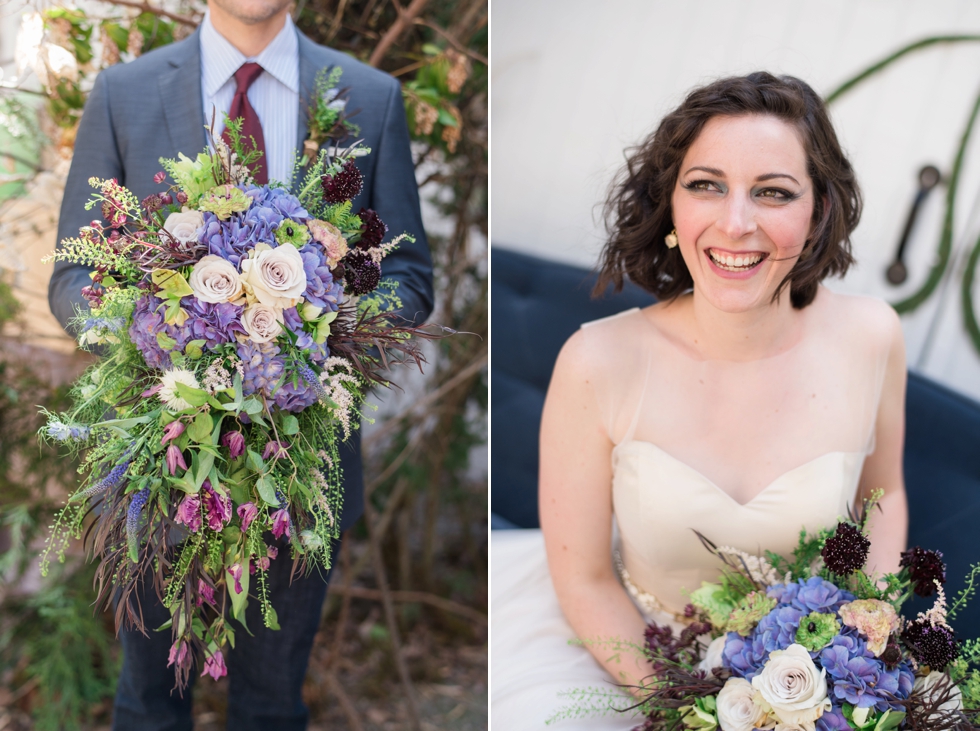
[
  {"xmin": 297, "ymin": 33, "xmax": 321, "ymax": 156},
  {"xmin": 159, "ymin": 28, "xmax": 208, "ymax": 155}
]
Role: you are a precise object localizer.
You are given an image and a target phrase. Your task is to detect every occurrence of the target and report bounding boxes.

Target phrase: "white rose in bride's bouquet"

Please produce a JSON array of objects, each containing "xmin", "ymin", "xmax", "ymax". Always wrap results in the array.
[
  {"xmin": 189, "ymin": 255, "xmax": 244, "ymax": 304},
  {"xmin": 716, "ymin": 677, "xmax": 773, "ymax": 731},
  {"xmin": 698, "ymin": 635, "xmax": 727, "ymax": 674},
  {"xmin": 162, "ymin": 208, "xmax": 205, "ymax": 245},
  {"xmin": 751, "ymin": 644, "xmax": 831, "ymax": 730},
  {"xmin": 240, "ymin": 303, "xmax": 284, "ymax": 343},
  {"xmin": 241, "ymin": 242, "xmax": 307, "ymax": 308}
]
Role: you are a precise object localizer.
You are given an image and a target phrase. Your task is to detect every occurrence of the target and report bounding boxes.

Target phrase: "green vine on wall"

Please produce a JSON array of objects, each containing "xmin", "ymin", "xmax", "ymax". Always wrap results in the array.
[{"xmin": 825, "ymin": 35, "xmax": 980, "ymax": 355}]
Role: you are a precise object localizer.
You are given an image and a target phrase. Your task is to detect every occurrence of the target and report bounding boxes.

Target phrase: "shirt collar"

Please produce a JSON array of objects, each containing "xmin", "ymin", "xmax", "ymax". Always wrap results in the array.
[{"xmin": 200, "ymin": 10, "xmax": 299, "ymax": 99}]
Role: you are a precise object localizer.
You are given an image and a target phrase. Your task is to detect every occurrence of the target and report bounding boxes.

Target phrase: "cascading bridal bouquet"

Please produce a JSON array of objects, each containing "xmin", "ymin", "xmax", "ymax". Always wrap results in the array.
[
  {"xmin": 40, "ymin": 73, "xmax": 434, "ymax": 689},
  {"xmin": 551, "ymin": 492, "xmax": 980, "ymax": 730}
]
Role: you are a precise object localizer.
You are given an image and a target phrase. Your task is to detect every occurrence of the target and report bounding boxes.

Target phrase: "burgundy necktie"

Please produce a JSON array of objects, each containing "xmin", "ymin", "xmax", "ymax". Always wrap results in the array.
[{"xmin": 222, "ymin": 62, "xmax": 268, "ymax": 184}]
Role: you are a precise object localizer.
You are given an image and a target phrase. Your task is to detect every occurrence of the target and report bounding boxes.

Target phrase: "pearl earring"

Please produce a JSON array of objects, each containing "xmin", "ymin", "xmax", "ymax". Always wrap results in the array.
[{"xmin": 664, "ymin": 228, "xmax": 678, "ymax": 249}]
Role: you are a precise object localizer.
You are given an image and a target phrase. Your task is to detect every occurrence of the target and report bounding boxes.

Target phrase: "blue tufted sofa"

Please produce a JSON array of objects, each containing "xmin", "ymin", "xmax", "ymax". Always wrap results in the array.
[{"xmin": 491, "ymin": 246, "xmax": 980, "ymax": 639}]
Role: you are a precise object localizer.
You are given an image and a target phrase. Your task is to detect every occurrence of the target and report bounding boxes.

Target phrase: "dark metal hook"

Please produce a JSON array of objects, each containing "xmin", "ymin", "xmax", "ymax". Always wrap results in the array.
[{"xmin": 887, "ymin": 165, "xmax": 943, "ymax": 285}]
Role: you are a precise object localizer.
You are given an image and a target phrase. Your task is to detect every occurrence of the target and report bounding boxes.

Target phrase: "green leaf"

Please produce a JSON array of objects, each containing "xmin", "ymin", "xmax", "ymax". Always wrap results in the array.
[
  {"xmin": 242, "ymin": 397, "xmax": 264, "ymax": 416},
  {"xmin": 194, "ymin": 451, "xmax": 215, "ymax": 491},
  {"xmin": 265, "ymin": 605, "xmax": 280, "ymax": 631},
  {"xmin": 221, "ymin": 525, "xmax": 242, "ymax": 544},
  {"xmin": 187, "ymin": 412, "xmax": 213, "ymax": 443},
  {"xmin": 184, "ymin": 339, "xmax": 206, "ymax": 359},
  {"xmin": 156, "ymin": 331, "xmax": 178, "ymax": 351},
  {"xmin": 152, "ymin": 268, "xmax": 194, "ymax": 297},
  {"xmin": 437, "ymin": 107, "xmax": 458, "ymax": 127},
  {"xmin": 255, "ymin": 475, "xmax": 280, "ymax": 507},
  {"xmin": 875, "ymin": 711, "xmax": 905, "ymax": 731},
  {"xmin": 175, "ymin": 382, "xmax": 209, "ymax": 407},
  {"xmin": 246, "ymin": 449, "xmax": 265, "ymax": 474},
  {"xmin": 281, "ymin": 414, "xmax": 299, "ymax": 435},
  {"xmin": 155, "ymin": 618, "xmax": 173, "ymax": 631}
]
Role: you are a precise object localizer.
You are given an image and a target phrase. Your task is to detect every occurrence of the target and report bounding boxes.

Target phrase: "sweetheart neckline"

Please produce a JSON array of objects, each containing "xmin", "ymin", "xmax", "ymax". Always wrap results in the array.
[{"xmin": 613, "ymin": 440, "xmax": 866, "ymax": 508}]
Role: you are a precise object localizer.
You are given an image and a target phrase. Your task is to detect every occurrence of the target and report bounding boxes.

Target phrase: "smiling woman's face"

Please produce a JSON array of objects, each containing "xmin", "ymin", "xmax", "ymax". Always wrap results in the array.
[{"xmin": 670, "ymin": 114, "xmax": 815, "ymax": 313}]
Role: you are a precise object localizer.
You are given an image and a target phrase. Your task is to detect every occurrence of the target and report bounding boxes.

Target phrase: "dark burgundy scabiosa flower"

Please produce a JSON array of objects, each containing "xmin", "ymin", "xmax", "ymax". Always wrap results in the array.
[
  {"xmin": 142, "ymin": 193, "xmax": 163, "ymax": 213},
  {"xmin": 900, "ymin": 547, "xmax": 946, "ymax": 597},
  {"xmin": 321, "ymin": 159, "xmax": 363, "ymax": 204},
  {"xmin": 902, "ymin": 618, "xmax": 958, "ymax": 671},
  {"xmin": 821, "ymin": 522, "xmax": 870, "ymax": 576},
  {"xmin": 343, "ymin": 251, "xmax": 381, "ymax": 295},
  {"xmin": 356, "ymin": 207, "xmax": 387, "ymax": 249}
]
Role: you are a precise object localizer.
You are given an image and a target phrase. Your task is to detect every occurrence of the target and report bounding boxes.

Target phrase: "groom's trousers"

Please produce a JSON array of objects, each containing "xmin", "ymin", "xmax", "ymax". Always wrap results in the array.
[{"xmin": 112, "ymin": 536, "xmax": 339, "ymax": 731}]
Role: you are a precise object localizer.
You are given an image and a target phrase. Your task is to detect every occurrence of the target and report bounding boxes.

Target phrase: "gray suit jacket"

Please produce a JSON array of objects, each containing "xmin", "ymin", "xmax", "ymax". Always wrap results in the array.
[{"xmin": 49, "ymin": 27, "xmax": 434, "ymax": 530}]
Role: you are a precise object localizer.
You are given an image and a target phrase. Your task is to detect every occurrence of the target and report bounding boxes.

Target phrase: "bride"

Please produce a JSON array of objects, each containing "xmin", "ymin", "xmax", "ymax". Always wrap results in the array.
[{"xmin": 491, "ymin": 72, "xmax": 908, "ymax": 729}]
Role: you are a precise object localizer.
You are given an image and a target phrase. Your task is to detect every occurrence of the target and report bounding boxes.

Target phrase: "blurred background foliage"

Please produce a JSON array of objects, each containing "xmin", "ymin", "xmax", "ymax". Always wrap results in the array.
[{"xmin": 0, "ymin": 1, "xmax": 487, "ymax": 728}]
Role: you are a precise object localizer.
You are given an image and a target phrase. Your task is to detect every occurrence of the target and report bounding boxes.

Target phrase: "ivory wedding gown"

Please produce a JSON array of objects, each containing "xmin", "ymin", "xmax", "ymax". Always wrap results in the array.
[{"xmin": 491, "ymin": 296, "xmax": 896, "ymax": 729}]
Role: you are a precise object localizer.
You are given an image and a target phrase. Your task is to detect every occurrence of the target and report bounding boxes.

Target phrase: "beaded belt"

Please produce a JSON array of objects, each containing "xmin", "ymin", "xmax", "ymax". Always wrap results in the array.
[{"xmin": 613, "ymin": 550, "xmax": 692, "ymax": 625}]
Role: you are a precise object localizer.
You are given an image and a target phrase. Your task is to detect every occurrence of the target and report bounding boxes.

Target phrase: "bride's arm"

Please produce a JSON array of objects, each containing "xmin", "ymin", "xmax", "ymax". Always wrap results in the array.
[
  {"xmin": 539, "ymin": 330, "xmax": 650, "ymax": 688},
  {"xmin": 856, "ymin": 307, "xmax": 908, "ymax": 578}
]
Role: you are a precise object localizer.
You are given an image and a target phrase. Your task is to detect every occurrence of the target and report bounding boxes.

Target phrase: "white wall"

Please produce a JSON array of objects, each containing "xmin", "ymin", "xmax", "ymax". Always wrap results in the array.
[{"xmin": 492, "ymin": 0, "xmax": 980, "ymax": 401}]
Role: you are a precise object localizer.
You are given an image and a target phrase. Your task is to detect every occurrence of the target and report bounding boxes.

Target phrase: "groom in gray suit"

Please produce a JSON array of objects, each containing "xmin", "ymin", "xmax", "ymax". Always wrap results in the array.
[{"xmin": 48, "ymin": 1, "xmax": 433, "ymax": 729}]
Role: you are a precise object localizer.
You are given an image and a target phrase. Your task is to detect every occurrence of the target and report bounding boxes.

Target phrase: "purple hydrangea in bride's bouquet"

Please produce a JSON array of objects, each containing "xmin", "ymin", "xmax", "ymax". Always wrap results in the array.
[
  {"xmin": 551, "ymin": 491, "xmax": 980, "ymax": 730},
  {"xmin": 39, "ymin": 69, "xmax": 441, "ymax": 690}
]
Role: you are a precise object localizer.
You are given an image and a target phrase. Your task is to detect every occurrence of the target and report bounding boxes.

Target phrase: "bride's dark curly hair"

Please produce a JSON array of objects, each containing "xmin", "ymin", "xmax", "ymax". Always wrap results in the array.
[{"xmin": 595, "ymin": 72, "xmax": 861, "ymax": 309}]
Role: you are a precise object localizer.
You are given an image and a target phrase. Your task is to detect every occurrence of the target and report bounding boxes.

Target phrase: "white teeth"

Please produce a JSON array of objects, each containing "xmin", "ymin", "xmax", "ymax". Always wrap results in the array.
[{"xmin": 709, "ymin": 250, "xmax": 764, "ymax": 271}]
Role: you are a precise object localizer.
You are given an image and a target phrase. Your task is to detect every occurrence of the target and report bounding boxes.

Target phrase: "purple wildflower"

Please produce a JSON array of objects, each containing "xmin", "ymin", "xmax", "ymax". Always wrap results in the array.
[
  {"xmin": 267, "ymin": 545, "xmax": 278, "ymax": 560},
  {"xmin": 126, "ymin": 487, "xmax": 150, "ymax": 558},
  {"xmin": 221, "ymin": 430, "xmax": 245, "ymax": 459},
  {"xmin": 227, "ymin": 563, "xmax": 244, "ymax": 594},
  {"xmin": 175, "ymin": 493, "xmax": 202, "ymax": 533},
  {"xmin": 237, "ymin": 502, "xmax": 258, "ymax": 532},
  {"xmin": 237, "ymin": 340, "xmax": 285, "ymax": 397},
  {"xmin": 201, "ymin": 480, "xmax": 232, "ymax": 532},
  {"xmin": 161, "ymin": 421, "xmax": 185, "ymax": 445},
  {"xmin": 202, "ymin": 649, "xmax": 227, "ymax": 680},
  {"xmin": 130, "ymin": 294, "xmax": 244, "ymax": 370},
  {"xmin": 46, "ymin": 421, "xmax": 91, "ymax": 442},
  {"xmin": 196, "ymin": 579, "xmax": 215, "ymax": 607},
  {"xmin": 262, "ymin": 441, "xmax": 288, "ymax": 460},
  {"xmin": 297, "ymin": 241, "xmax": 343, "ymax": 312},
  {"xmin": 166, "ymin": 444, "xmax": 189, "ymax": 475},
  {"xmin": 77, "ymin": 458, "xmax": 130, "ymax": 499},
  {"xmin": 271, "ymin": 508, "xmax": 291, "ymax": 539},
  {"xmin": 167, "ymin": 640, "xmax": 191, "ymax": 670}
]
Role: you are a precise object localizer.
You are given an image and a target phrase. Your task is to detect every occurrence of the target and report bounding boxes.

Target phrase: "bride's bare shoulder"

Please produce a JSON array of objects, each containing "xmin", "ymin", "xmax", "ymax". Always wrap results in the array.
[
  {"xmin": 554, "ymin": 306, "xmax": 651, "ymax": 381},
  {"xmin": 814, "ymin": 287, "xmax": 903, "ymax": 351}
]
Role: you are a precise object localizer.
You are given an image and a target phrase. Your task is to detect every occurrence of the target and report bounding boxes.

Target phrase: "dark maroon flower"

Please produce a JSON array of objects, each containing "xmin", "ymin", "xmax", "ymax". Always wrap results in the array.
[
  {"xmin": 342, "ymin": 251, "xmax": 381, "ymax": 296},
  {"xmin": 176, "ymin": 191, "xmax": 188, "ymax": 204},
  {"xmin": 821, "ymin": 522, "xmax": 870, "ymax": 576},
  {"xmin": 142, "ymin": 193, "xmax": 163, "ymax": 213},
  {"xmin": 880, "ymin": 639, "xmax": 902, "ymax": 669},
  {"xmin": 321, "ymin": 158, "xmax": 364, "ymax": 204},
  {"xmin": 160, "ymin": 193, "xmax": 173, "ymax": 205},
  {"xmin": 902, "ymin": 618, "xmax": 958, "ymax": 671},
  {"xmin": 900, "ymin": 547, "xmax": 946, "ymax": 597},
  {"xmin": 356, "ymin": 207, "xmax": 387, "ymax": 249}
]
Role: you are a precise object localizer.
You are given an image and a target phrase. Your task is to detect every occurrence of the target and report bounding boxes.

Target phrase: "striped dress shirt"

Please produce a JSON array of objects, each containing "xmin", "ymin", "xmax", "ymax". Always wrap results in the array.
[{"xmin": 200, "ymin": 11, "xmax": 299, "ymax": 186}]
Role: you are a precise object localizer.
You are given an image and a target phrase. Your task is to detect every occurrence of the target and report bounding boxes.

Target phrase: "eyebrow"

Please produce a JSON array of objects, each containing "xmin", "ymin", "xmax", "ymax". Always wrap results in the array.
[{"xmin": 683, "ymin": 166, "xmax": 801, "ymax": 186}]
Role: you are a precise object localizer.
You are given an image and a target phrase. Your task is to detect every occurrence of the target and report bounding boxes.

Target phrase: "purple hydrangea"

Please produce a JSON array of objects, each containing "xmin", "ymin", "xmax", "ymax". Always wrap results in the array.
[
  {"xmin": 722, "ymin": 631, "xmax": 769, "ymax": 680},
  {"xmin": 199, "ymin": 186, "xmax": 309, "ymax": 269},
  {"xmin": 297, "ymin": 241, "xmax": 343, "ymax": 312},
  {"xmin": 273, "ymin": 369, "xmax": 319, "ymax": 412},
  {"xmin": 815, "ymin": 705, "xmax": 852, "ymax": 730},
  {"xmin": 755, "ymin": 604, "xmax": 807, "ymax": 653},
  {"xmin": 237, "ymin": 340, "xmax": 286, "ymax": 397},
  {"xmin": 768, "ymin": 576, "xmax": 855, "ymax": 614},
  {"xmin": 819, "ymin": 633, "xmax": 914, "ymax": 711},
  {"xmin": 130, "ymin": 294, "xmax": 244, "ymax": 370}
]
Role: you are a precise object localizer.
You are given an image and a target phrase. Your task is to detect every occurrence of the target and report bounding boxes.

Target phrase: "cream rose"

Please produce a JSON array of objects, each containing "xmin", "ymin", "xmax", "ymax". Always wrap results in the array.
[
  {"xmin": 240, "ymin": 243, "xmax": 307, "ymax": 308},
  {"xmin": 307, "ymin": 219, "xmax": 348, "ymax": 267},
  {"xmin": 716, "ymin": 677, "xmax": 772, "ymax": 731},
  {"xmin": 162, "ymin": 208, "xmax": 205, "ymax": 246},
  {"xmin": 241, "ymin": 303, "xmax": 284, "ymax": 344},
  {"xmin": 698, "ymin": 636, "xmax": 727, "ymax": 675},
  {"xmin": 189, "ymin": 255, "xmax": 244, "ymax": 304},
  {"xmin": 914, "ymin": 671, "xmax": 963, "ymax": 722},
  {"xmin": 751, "ymin": 644, "xmax": 830, "ymax": 729}
]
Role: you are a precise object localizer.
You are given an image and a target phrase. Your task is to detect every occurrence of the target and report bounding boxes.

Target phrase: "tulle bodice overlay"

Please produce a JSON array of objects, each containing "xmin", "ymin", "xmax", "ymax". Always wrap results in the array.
[{"xmin": 579, "ymin": 297, "xmax": 892, "ymax": 615}]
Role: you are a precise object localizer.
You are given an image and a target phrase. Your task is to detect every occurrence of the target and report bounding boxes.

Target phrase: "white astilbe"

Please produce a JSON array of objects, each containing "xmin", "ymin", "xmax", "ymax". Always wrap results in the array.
[
  {"xmin": 918, "ymin": 581, "xmax": 950, "ymax": 628},
  {"xmin": 319, "ymin": 357, "xmax": 358, "ymax": 439},
  {"xmin": 716, "ymin": 546, "xmax": 781, "ymax": 585},
  {"xmin": 202, "ymin": 361, "xmax": 233, "ymax": 394},
  {"xmin": 362, "ymin": 233, "xmax": 409, "ymax": 264},
  {"xmin": 317, "ymin": 449, "xmax": 334, "ymax": 469}
]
